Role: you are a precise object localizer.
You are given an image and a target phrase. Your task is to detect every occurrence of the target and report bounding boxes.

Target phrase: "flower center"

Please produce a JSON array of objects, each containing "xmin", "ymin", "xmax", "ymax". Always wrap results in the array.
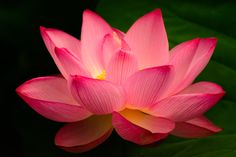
[{"xmin": 96, "ymin": 70, "xmax": 106, "ymax": 80}]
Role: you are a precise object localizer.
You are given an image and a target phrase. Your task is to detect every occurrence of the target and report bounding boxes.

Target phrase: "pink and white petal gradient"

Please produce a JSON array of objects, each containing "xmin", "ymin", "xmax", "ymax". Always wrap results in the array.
[
  {"xmin": 81, "ymin": 10, "xmax": 113, "ymax": 77},
  {"xmin": 125, "ymin": 65, "xmax": 174, "ymax": 110},
  {"xmin": 69, "ymin": 76, "xmax": 125, "ymax": 114},
  {"xmin": 106, "ymin": 51, "xmax": 138, "ymax": 85},
  {"xmin": 126, "ymin": 9, "xmax": 169, "ymax": 69},
  {"xmin": 16, "ymin": 8, "xmax": 225, "ymax": 153},
  {"xmin": 16, "ymin": 76, "xmax": 91, "ymax": 122},
  {"xmin": 55, "ymin": 115, "xmax": 112, "ymax": 153},
  {"xmin": 55, "ymin": 47, "xmax": 90, "ymax": 79},
  {"xmin": 169, "ymin": 38, "xmax": 217, "ymax": 94},
  {"xmin": 149, "ymin": 82, "xmax": 225, "ymax": 122}
]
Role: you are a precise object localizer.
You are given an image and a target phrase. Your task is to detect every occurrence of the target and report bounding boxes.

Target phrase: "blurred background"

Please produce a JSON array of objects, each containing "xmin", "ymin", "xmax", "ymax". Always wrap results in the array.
[{"xmin": 1, "ymin": 0, "xmax": 236, "ymax": 156}]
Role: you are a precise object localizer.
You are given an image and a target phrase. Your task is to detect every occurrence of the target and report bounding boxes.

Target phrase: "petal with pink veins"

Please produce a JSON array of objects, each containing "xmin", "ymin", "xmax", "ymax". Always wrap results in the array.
[
  {"xmin": 55, "ymin": 47, "xmax": 90, "ymax": 79},
  {"xmin": 81, "ymin": 10, "xmax": 113, "ymax": 77},
  {"xmin": 149, "ymin": 82, "xmax": 225, "ymax": 122},
  {"xmin": 102, "ymin": 31, "xmax": 131, "ymax": 67},
  {"xmin": 124, "ymin": 65, "xmax": 173, "ymax": 109},
  {"xmin": 169, "ymin": 38, "xmax": 200, "ymax": 93},
  {"xmin": 40, "ymin": 26, "xmax": 81, "ymax": 59},
  {"xmin": 16, "ymin": 76, "xmax": 91, "ymax": 122},
  {"xmin": 112, "ymin": 112, "xmax": 168, "ymax": 145},
  {"xmin": 106, "ymin": 51, "xmax": 138, "ymax": 85},
  {"xmin": 119, "ymin": 109, "xmax": 175, "ymax": 133},
  {"xmin": 171, "ymin": 116, "xmax": 222, "ymax": 138},
  {"xmin": 40, "ymin": 27, "xmax": 81, "ymax": 77},
  {"xmin": 126, "ymin": 9, "xmax": 169, "ymax": 69},
  {"xmin": 55, "ymin": 115, "xmax": 113, "ymax": 153},
  {"xmin": 70, "ymin": 76, "xmax": 125, "ymax": 114},
  {"xmin": 170, "ymin": 38, "xmax": 217, "ymax": 93},
  {"xmin": 102, "ymin": 33, "xmax": 122, "ymax": 67}
]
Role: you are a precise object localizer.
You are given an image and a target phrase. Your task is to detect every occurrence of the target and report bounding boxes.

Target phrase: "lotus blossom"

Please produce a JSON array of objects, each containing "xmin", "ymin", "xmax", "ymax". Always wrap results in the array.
[{"xmin": 16, "ymin": 9, "xmax": 225, "ymax": 153}]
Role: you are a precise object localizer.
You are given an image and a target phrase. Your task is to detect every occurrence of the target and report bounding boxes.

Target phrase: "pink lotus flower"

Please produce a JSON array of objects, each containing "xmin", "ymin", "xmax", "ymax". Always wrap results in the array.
[{"xmin": 16, "ymin": 9, "xmax": 225, "ymax": 153}]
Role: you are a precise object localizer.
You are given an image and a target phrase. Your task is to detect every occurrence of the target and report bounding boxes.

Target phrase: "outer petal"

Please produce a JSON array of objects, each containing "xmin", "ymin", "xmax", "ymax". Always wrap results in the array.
[
  {"xmin": 170, "ymin": 38, "xmax": 217, "ymax": 93},
  {"xmin": 40, "ymin": 27, "xmax": 81, "ymax": 77},
  {"xmin": 40, "ymin": 26, "xmax": 81, "ymax": 59},
  {"xmin": 169, "ymin": 38, "xmax": 199, "ymax": 92},
  {"xmin": 70, "ymin": 76, "xmax": 125, "ymax": 114},
  {"xmin": 106, "ymin": 51, "xmax": 138, "ymax": 85},
  {"xmin": 81, "ymin": 10, "xmax": 113, "ymax": 77},
  {"xmin": 126, "ymin": 9, "xmax": 169, "ymax": 69},
  {"xmin": 149, "ymin": 82, "xmax": 225, "ymax": 122},
  {"xmin": 55, "ymin": 115, "xmax": 112, "ymax": 153},
  {"xmin": 119, "ymin": 109, "xmax": 175, "ymax": 133},
  {"xmin": 16, "ymin": 76, "xmax": 91, "ymax": 122},
  {"xmin": 112, "ymin": 112, "xmax": 168, "ymax": 145},
  {"xmin": 171, "ymin": 116, "xmax": 222, "ymax": 138},
  {"xmin": 55, "ymin": 47, "xmax": 90, "ymax": 79},
  {"xmin": 125, "ymin": 65, "xmax": 173, "ymax": 109}
]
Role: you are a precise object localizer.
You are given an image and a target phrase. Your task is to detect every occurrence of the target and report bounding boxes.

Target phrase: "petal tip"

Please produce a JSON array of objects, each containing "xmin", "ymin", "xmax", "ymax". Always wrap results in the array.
[
  {"xmin": 83, "ymin": 9, "xmax": 98, "ymax": 19},
  {"xmin": 150, "ymin": 8, "xmax": 162, "ymax": 16},
  {"xmin": 39, "ymin": 26, "xmax": 46, "ymax": 32}
]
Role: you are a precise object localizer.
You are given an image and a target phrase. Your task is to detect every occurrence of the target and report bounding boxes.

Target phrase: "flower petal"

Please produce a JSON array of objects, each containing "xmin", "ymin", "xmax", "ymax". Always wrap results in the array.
[
  {"xmin": 149, "ymin": 82, "xmax": 225, "ymax": 121},
  {"xmin": 169, "ymin": 38, "xmax": 217, "ymax": 93},
  {"xmin": 81, "ymin": 10, "xmax": 113, "ymax": 77},
  {"xmin": 102, "ymin": 33, "xmax": 121, "ymax": 67},
  {"xmin": 106, "ymin": 51, "xmax": 138, "ymax": 85},
  {"xmin": 40, "ymin": 27, "xmax": 81, "ymax": 77},
  {"xmin": 55, "ymin": 47, "xmax": 90, "ymax": 79},
  {"xmin": 171, "ymin": 116, "xmax": 222, "ymax": 138},
  {"xmin": 112, "ymin": 112, "xmax": 168, "ymax": 145},
  {"xmin": 125, "ymin": 65, "xmax": 173, "ymax": 109},
  {"xmin": 169, "ymin": 38, "xmax": 199, "ymax": 93},
  {"xmin": 119, "ymin": 109, "xmax": 175, "ymax": 133},
  {"xmin": 55, "ymin": 115, "xmax": 112, "ymax": 153},
  {"xmin": 70, "ymin": 76, "xmax": 125, "ymax": 114},
  {"xmin": 16, "ymin": 76, "xmax": 91, "ymax": 122},
  {"xmin": 102, "ymin": 29, "xmax": 131, "ymax": 67},
  {"xmin": 126, "ymin": 9, "xmax": 169, "ymax": 69},
  {"xmin": 40, "ymin": 26, "xmax": 81, "ymax": 59}
]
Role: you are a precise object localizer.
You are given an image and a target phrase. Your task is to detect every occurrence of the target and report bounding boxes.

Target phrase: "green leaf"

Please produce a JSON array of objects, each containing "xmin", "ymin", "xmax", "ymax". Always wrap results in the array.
[{"xmin": 97, "ymin": 0, "xmax": 236, "ymax": 156}]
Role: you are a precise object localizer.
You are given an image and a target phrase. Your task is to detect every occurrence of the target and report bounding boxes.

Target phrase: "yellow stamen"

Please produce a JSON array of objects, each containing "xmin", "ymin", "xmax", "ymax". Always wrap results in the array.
[{"xmin": 96, "ymin": 70, "xmax": 106, "ymax": 80}]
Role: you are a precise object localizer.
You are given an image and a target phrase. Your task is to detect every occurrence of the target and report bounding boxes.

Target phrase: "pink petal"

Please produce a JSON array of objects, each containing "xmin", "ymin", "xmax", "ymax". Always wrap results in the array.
[
  {"xmin": 55, "ymin": 115, "xmax": 113, "ymax": 153},
  {"xmin": 106, "ymin": 51, "xmax": 138, "ymax": 85},
  {"xmin": 102, "ymin": 31, "xmax": 131, "ymax": 68},
  {"xmin": 112, "ymin": 112, "xmax": 168, "ymax": 145},
  {"xmin": 149, "ymin": 82, "xmax": 225, "ymax": 122},
  {"xmin": 171, "ymin": 116, "xmax": 222, "ymax": 138},
  {"xmin": 16, "ymin": 76, "xmax": 91, "ymax": 122},
  {"xmin": 124, "ymin": 65, "xmax": 173, "ymax": 109},
  {"xmin": 102, "ymin": 33, "xmax": 121, "ymax": 67},
  {"xmin": 40, "ymin": 26, "xmax": 81, "ymax": 59},
  {"xmin": 126, "ymin": 9, "xmax": 169, "ymax": 69},
  {"xmin": 170, "ymin": 38, "xmax": 217, "ymax": 93},
  {"xmin": 40, "ymin": 27, "xmax": 81, "ymax": 77},
  {"xmin": 81, "ymin": 10, "xmax": 113, "ymax": 77},
  {"xmin": 169, "ymin": 38, "xmax": 200, "ymax": 93},
  {"xmin": 70, "ymin": 76, "xmax": 125, "ymax": 114},
  {"xmin": 118, "ymin": 109, "xmax": 175, "ymax": 133},
  {"xmin": 54, "ymin": 47, "xmax": 90, "ymax": 79}
]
